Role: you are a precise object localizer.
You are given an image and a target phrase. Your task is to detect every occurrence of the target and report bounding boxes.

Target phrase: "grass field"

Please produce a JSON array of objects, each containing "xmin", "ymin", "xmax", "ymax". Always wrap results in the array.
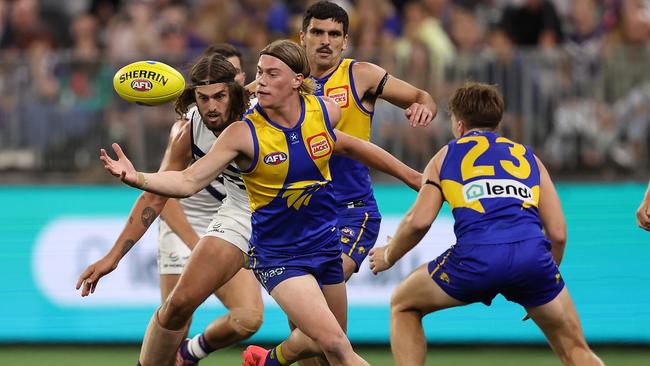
[{"xmin": 1, "ymin": 345, "xmax": 648, "ymax": 365}]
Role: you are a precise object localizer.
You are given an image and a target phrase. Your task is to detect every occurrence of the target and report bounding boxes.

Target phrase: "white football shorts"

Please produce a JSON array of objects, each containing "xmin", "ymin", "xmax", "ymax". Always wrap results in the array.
[{"xmin": 157, "ymin": 204, "xmax": 251, "ymax": 275}]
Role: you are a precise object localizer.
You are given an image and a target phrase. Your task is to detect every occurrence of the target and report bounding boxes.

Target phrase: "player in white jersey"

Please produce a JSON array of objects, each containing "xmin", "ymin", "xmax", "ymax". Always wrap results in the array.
[{"xmin": 76, "ymin": 45, "xmax": 262, "ymax": 366}]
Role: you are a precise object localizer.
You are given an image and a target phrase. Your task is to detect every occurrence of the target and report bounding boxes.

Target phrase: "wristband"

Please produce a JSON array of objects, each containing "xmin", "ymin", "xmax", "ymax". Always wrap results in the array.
[
  {"xmin": 135, "ymin": 172, "xmax": 148, "ymax": 189},
  {"xmin": 383, "ymin": 247, "xmax": 392, "ymax": 266}
]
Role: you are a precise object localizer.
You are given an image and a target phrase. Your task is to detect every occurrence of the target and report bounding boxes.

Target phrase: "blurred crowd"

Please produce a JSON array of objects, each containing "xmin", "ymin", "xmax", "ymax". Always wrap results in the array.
[{"xmin": 1, "ymin": 0, "xmax": 649, "ymax": 181}]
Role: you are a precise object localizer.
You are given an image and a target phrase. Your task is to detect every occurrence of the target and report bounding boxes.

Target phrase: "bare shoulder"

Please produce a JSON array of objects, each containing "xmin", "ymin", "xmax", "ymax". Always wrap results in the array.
[
  {"xmin": 169, "ymin": 118, "xmax": 192, "ymax": 147},
  {"xmin": 220, "ymin": 121, "xmax": 253, "ymax": 144},
  {"xmin": 320, "ymin": 96, "xmax": 342, "ymax": 125},
  {"xmin": 352, "ymin": 61, "xmax": 386, "ymax": 78},
  {"xmin": 351, "ymin": 61, "xmax": 388, "ymax": 97},
  {"xmin": 433, "ymin": 145, "xmax": 449, "ymax": 162}
]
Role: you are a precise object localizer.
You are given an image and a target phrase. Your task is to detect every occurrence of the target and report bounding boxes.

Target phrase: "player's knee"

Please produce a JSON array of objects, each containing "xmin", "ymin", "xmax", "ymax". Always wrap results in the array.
[
  {"xmin": 162, "ymin": 291, "xmax": 196, "ymax": 326},
  {"xmin": 389, "ymin": 287, "xmax": 410, "ymax": 313},
  {"xmin": 312, "ymin": 329, "xmax": 352, "ymax": 355},
  {"xmin": 228, "ymin": 307, "xmax": 264, "ymax": 338},
  {"xmin": 313, "ymin": 329, "xmax": 350, "ymax": 357}
]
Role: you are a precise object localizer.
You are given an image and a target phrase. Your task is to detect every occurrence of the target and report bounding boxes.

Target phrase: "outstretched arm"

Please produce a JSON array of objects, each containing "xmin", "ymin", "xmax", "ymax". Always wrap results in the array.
[
  {"xmin": 333, "ymin": 129, "xmax": 421, "ymax": 191},
  {"xmin": 536, "ymin": 156, "xmax": 567, "ymax": 265},
  {"xmin": 77, "ymin": 120, "xmax": 194, "ymax": 296},
  {"xmin": 354, "ymin": 62, "xmax": 437, "ymax": 127},
  {"xmin": 637, "ymin": 179, "xmax": 650, "ymax": 231},
  {"xmin": 100, "ymin": 121, "xmax": 251, "ymax": 198},
  {"xmin": 369, "ymin": 146, "xmax": 447, "ymax": 274}
]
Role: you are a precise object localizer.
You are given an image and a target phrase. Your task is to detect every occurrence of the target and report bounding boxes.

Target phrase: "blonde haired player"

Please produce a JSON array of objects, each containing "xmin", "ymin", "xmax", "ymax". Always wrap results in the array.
[{"xmin": 99, "ymin": 39, "xmax": 421, "ymax": 366}]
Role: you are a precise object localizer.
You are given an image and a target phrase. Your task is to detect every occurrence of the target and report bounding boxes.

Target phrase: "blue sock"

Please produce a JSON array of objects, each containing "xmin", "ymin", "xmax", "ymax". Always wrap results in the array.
[{"xmin": 264, "ymin": 345, "xmax": 288, "ymax": 366}]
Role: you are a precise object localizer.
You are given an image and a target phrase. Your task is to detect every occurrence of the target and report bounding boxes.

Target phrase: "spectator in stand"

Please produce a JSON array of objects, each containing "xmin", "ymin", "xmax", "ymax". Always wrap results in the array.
[{"xmin": 499, "ymin": 0, "xmax": 564, "ymax": 48}]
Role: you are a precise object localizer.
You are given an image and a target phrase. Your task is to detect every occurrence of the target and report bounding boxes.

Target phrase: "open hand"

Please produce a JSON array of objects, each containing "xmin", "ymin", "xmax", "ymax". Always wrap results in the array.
[
  {"xmin": 75, "ymin": 255, "xmax": 119, "ymax": 297},
  {"xmin": 369, "ymin": 236, "xmax": 394, "ymax": 274},
  {"xmin": 100, "ymin": 143, "xmax": 138, "ymax": 186},
  {"xmin": 404, "ymin": 103, "xmax": 434, "ymax": 127}
]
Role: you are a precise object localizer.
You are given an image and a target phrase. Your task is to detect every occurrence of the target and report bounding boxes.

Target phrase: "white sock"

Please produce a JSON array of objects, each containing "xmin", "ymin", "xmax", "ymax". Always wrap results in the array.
[{"xmin": 188, "ymin": 333, "xmax": 209, "ymax": 359}]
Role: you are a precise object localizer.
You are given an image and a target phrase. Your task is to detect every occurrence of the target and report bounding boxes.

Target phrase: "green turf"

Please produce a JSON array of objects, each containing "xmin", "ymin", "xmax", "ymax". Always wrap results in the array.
[{"xmin": 0, "ymin": 345, "xmax": 648, "ymax": 365}]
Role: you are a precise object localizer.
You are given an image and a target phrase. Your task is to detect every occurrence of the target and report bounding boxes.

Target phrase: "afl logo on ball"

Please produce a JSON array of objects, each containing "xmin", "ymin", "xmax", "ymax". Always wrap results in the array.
[
  {"xmin": 264, "ymin": 152, "xmax": 288, "ymax": 165},
  {"xmin": 131, "ymin": 79, "xmax": 153, "ymax": 92}
]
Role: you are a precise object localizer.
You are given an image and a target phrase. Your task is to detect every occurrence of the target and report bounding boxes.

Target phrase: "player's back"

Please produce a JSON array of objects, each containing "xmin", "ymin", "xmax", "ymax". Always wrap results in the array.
[{"xmin": 440, "ymin": 130, "xmax": 545, "ymax": 245}]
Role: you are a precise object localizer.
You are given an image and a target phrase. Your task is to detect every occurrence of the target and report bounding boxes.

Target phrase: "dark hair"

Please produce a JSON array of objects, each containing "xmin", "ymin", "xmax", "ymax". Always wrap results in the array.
[
  {"xmin": 174, "ymin": 54, "xmax": 248, "ymax": 122},
  {"xmin": 202, "ymin": 43, "xmax": 242, "ymax": 62},
  {"xmin": 448, "ymin": 82, "xmax": 504, "ymax": 129},
  {"xmin": 302, "ymin": 1, "xmax": 349, "ymax": 35},
  {"xmin": 260, "ymin": 39, "xmax": 315, "ymax": 94}
]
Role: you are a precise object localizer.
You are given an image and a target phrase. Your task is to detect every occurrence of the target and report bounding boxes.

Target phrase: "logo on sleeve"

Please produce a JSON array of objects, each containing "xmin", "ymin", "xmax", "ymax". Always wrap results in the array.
[
  {"xmin": 263, "ymin": 151, "xmax": 288, "ymax": 165},
  {"xmin": 326, "ymin": 85, "xmax": 349, "ymax": 108},
  {"xmin": 307, "ymin": 133, "xmax": 332, "ymax": 160}
]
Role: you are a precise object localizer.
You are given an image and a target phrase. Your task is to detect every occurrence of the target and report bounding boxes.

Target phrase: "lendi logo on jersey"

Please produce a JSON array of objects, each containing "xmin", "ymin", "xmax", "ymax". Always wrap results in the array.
[
  {"xmin": 463, "ymin": 179, "xmax": 535, "ymax": 205},
  {"xmin": 326, "ymin": 85, "xmax": 349, "ymax": 108},
  {"xmin": 307, "ymin": 133, "xmax": 332, "ymax": 160},
  {"xmin": 263, "ymin": 151, "xmax": 288, "ymax": 165},
  {"xmin": 131, "ymin": 79, "xmax": 153, "ymax": 92}
]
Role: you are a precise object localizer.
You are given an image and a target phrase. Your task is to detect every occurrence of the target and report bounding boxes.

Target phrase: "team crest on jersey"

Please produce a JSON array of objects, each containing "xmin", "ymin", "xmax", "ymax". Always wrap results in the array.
[
  {"xmin": 326, "ymin": 85, "xmax": 349, "ymax": 108},
  {"xmin": 264, "ymin": 151, "xmax": 288, "ymax": 165},
  {"xmin": 307, "ymin": 133, "xmax": 332, "ymax": 160},
  {"xmin": 282, "ymin": 180, "xmax": 328, "ymax": 210}
]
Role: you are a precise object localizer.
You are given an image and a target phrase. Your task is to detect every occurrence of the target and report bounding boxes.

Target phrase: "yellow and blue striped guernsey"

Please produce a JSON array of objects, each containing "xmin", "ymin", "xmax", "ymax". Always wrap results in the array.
[
  {"xmin": 440, "ymin": 130, "xmax": 544, "ymax": 245},
  {"xmin": 241, "ymin": 94, "xmax": 338, "ymax": 255},
  {"xmin": 312, "ymin": 58, "xmax": 375, "ymax": 206}
]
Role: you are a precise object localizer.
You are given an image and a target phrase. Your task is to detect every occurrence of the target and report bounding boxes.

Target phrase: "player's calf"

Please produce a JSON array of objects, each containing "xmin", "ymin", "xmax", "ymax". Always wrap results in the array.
[{"xmin": 139, "ymin": 309, "xmax": 186, "ymax": 366}]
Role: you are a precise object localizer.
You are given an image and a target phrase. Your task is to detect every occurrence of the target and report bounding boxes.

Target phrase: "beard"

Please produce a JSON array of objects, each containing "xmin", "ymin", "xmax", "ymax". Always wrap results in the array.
[{"xmin": 200, "ymin": 110, "xmax": 229, "ymax": 133}]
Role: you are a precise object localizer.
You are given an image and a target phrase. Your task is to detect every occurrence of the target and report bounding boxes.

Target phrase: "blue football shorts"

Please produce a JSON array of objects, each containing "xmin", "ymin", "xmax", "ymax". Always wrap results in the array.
[
  {"xmin": 338, "ymin": 206, "xmax": 381, "ymax": 272},
  {"xmin": 251, "ymin": 239, "xmax": 344, "ymax": 294},
  {"xmin": 427, "ymin": 237, "xmax": 565, "ymax": 307}
]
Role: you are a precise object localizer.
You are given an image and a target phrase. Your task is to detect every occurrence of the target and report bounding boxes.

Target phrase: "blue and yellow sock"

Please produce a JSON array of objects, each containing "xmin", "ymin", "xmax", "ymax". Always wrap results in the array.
[{"xmin": 264, "ymin": 344, "xmax": 289, "ymax": 366}]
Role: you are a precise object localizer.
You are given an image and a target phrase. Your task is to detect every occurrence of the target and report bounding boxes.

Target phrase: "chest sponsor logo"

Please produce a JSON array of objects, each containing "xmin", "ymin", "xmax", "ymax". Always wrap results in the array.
[
  {"xmin": 307, "ymin": 133, "xmax": 332, "ymax": 160},
  {"xmin": 131, "ymin": 79, "xmax": 153, "ymax": 92},
  {"xmin": 263, "ymin": 151, "xmax": 288, "ymax": 165},
  {"xmin": 326, "ymin": 85, "xmax": 349, "ymax": 108},
  {"xmin": 463, "ymin": 179, "xmax": 535, "ymax": 205}
]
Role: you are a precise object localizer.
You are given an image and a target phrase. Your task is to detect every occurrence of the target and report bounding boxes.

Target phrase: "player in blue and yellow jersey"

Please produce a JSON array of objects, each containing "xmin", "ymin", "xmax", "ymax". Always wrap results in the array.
[
  {"xmin": 369, "ymin": 83, "xmax": 604, "ymax": 366},
  {"xmin": 100, "ymin": 40, "xmax": 420, "ymax": 366},
  {"xmin": 300, "ymin": 1, "xmax": 437, "ymax": 279}
]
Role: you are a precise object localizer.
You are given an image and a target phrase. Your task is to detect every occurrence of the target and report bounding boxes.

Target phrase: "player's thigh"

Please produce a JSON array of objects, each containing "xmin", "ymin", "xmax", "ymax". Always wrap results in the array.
[
  {"xmin": 171, "ymin": 236, "xmax": 246, "ymax": 306},
  {"xmin": 322, "ymin": 282, "xmax": 348, "ymax": 332},
  {"xmin": 157, "ymin": 220, "xmax": 191, "ymax": 282},
  {"xmin": 215, "ymin": 268, "xmax": 263, "ymax": 312},
  {"xmin": 526, "ymin": 287, "xmax": 586, "ymax": 344},
  {"xmin": 271, "ymin": 275, "xmax": 344, "ymax": 339},
  {"xmin": 392, "ymin": 264, "xmax": 467, "ymax": 314}
]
